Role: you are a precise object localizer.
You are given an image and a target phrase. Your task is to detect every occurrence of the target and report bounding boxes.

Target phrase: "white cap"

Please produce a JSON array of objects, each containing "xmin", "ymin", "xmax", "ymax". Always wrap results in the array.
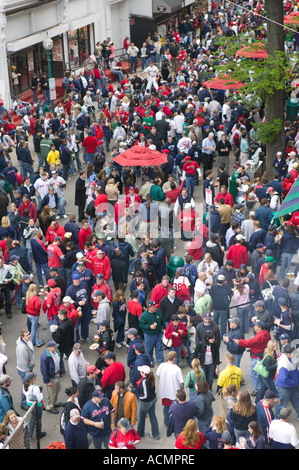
[
  {"xmin": 76, "ymin": 252, "xmax": 84, "ymax": 259},
  {"xmin": 63, "ymin": 296, "xmax": 74, "ymax": 304},
  {"xmin": 138, "ymin": 365, "xmax": 151, "ymax": 374}
]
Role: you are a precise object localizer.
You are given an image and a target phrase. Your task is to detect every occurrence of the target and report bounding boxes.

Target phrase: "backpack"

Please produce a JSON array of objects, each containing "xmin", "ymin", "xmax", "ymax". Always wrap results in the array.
[{"xmin": 184, "ymin": 264, "xmax": 196, "ymax": 286}]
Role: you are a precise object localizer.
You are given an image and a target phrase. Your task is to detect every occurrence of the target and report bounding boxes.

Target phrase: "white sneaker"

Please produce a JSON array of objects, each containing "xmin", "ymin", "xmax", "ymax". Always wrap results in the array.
[
  {"xmin": 116, "ymin": 343, "xmax": 121, "ymax": 348},
  {"xmin": 122, "ymin": 341, "xmax": 127, "ymax": 346},
  {"xmin": 63, "ymin": 214, "xmax": 67, "ymax": 219},
  {"xmin": 55, "ymin": 215, "xmax": 60, "ymax": 220}
]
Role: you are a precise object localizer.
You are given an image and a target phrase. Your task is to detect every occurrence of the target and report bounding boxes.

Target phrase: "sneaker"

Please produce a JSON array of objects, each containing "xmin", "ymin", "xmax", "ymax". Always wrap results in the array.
[
  {"xmin": 36, "ymin": 341, "xmax": 45, "ymax": 347},
  {"xmin": 121, "ymin": 341, "xmax": 127, "ymax": 346},
  {"xmin": 116, "ymin": 343, "xmax": 121, "ymax": 348},
  {"xmin": 55, "ymin": 215, "xmax": 60, "ymax": 220},
  {"xmin": 40, "ymin": 432, "xmax": 47, "ymax": 438},
  {"xmin": 85, "ymin": 337, "xmax": 93, "ymax": 343},
  {"xmin": 63, "ymin": 214, "xmax": 68, "ymax": 219},
  {"xmin": 149, "ymin": 433, "xmax": 160, "ymax": 440}
]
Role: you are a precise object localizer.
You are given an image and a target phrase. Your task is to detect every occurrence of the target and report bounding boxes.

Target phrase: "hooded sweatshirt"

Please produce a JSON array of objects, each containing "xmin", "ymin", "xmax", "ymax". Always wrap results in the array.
[
  {"xmin": 276, "ymin": 353, "xmax": 299, "ymax": 388},
  {"xmin": 16, "ymin": 337, "xmax": 35, "ymax": 372}
]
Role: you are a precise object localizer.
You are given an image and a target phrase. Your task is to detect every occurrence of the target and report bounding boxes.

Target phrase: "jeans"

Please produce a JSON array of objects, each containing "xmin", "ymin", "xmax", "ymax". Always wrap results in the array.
[
  {"xmin": 35, "ymin": 262, "xmax": 50, "ymax": 288},
  {"xmin": 137, "ymin": 396, "xmax": 160, "ymax": 438},
  {"xmin": 43, "ymin": 90, "xmax": 50, "ymax": 105},
  {"xmin": 237, "ymin": 305, "xmax": 250, "ymax": 334},
  {"xmin": 169, "ymin": 343, "xmax": 183, "ymax": 366},
  {"xmin": 37, "ymin": 152, "xmax": 43, "ymax": 170},
  {"xmin": 27, "ymin": 314, "xmax": 43, "ymax": 346},
  {"xmin": 17, "ymin": 368, "xmax": 29, "ymax": 407},
  {"xmin": 250, "ymin": 357, "xmax": 263, "ymax": 392},
  {"xmin": 75, "ymin": 311, "xmax": 90, "ymax": 341},
  {"xmin": 275, "ymin": 386, "xmax": 299, "ymax": 419},
  {"xmin": 144, "ymin": 332, "xmax": 164, "ymax": 365},
  {"xmin": 213, "ymin": 309, "xmax": 228, "ymax": 338},
  {"xmin": 185, "ymin": 176, "xmax": 195, "ymax": 197},
  {"xmin": 65, "ymin": 268, "xmax": 73, "ymax": 287},
  {"xmin": 279, "ymin": 253, "xmax": 294, "ymax": 280},
  {"xmin": 57, "ymin": 195, "xmax": 66, "ymax": 217},
  {"xmin": 20, "ymin": 162, "xmax": 35, "ymax": 184},
  {"xmin": 234, "ymin": 428, "xmax": 250, "ymax": 442},
  {"xmin": 86, "ymin": 153, "xmax": 95, "ymax": 164},
  {"xmin": 233, "ymin": 353, "xmax": 243, "ymax": 368},
  {"xmin": 48, "ymin": 314, "xmax": 59, "ymax": 331},
  {"xmin": 130, "ymin": 56, "xmax": 138, "ymax": 73},
  {"xmin": 63, "ymin": 163, "xmax": 71, "ymax": 181},
  {"xmin": 202, "ymin": 363, "xmax": 216, "ymax": 391},
  {"xmin": 255, "ymin": 375, "xmax": 277, "ymax": 404},
  {"xmin": 91, "ymin": 433, "xmax": 111, "ymax": 449}
]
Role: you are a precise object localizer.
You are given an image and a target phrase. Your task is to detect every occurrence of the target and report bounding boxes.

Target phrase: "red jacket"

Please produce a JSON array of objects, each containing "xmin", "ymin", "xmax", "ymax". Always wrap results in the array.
[
  {"xmin": 215, "ymin": 191, "xmax": 234, "ymax": 208},
  {"xmin": 26, "ymin": 295, "xmax": 41, "ymax": 317},
  {"xmin": 101, "ymin": 361, "xmax": 126, "ymax": 390},
  {"xmin": 166, "ymin": 180, "xmax": 184, "ymax": 204},
  {"xmin": 226, "ymin": 243, "xmax": 249, "ymax": 268},
  {"xmin": 165, "ymin": 321, "xmax": 188, "ymax": 347},
  {"xmin": 91, "ymin": 281, "xmax": 112, "ymax": 308},
  {"xmin": 90, "ymin": 252, "xmax": 111, "ymax": 280},
  {"xmin": 79, "ymin": 227, "xmax": 92, "ymax": 251},
  {"xmin": 238, "ymin": 329, "xmax": 271, "ymax": 359},
  {"xmin": 82, "ymin": 135, "xmax": 98, "ymax": 154},
  {"xmin": 63, "ymin": 304, "xmax": 78, "ymax": 326}
]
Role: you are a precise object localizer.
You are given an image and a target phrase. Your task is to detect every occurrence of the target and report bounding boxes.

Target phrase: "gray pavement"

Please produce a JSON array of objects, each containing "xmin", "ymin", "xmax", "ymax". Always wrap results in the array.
[{"xmin": 1, "ymin": 100, "xmax": 299, "ymax": 450}]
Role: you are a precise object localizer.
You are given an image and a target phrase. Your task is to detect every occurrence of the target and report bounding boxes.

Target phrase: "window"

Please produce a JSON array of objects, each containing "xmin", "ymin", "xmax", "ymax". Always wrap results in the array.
[{"xmin": 68, "ymin": 25, "xmax": 91, "ymax": 69}]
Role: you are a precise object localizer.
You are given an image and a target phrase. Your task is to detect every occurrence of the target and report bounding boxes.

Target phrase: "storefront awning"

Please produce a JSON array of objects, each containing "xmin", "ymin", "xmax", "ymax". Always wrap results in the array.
[
  {"xmin": 273, "ymin": 176, "xmax": 299, "ymax": 220},
  {"xmin": 153, "ymin": 0, "xmax": 183, "ymax": 14}
]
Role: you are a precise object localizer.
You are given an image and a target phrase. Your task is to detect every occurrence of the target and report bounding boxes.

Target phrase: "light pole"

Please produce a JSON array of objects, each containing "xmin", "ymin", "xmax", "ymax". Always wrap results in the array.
[{"xmin": 43, "ymin": 32, "xmax": 54, "ymax": 112}]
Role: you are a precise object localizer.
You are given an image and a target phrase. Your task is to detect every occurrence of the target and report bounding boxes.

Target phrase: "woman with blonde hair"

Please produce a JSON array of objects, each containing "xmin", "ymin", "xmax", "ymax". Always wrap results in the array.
[
  {"xmin": 205, "ymin": 414, "xmax": 228, "ymax": 449},
  {"xmin": 255, "ymin": 339, "xmax": 279, "ymax": 403},
  {"xmin": 229, "ymin": 390, "xmax": 257, "ymax": 441},
  {"xmin": 184, "ymin": 358, "xmax": 206, "ymax": 401},
  {"xmin": 222, "ymin": 383, "xmax": 238, "ymax": 417},
  {"xmin": 0, "ymin": 215, "xmax": 15, "ymax": 240},
  {"xmin": 3, "ymin": 410, "xmax": 27, "ymax": 449},
  {"xmin": 175, "ymin": 419, "xmax": 206, "ymax": 449}
]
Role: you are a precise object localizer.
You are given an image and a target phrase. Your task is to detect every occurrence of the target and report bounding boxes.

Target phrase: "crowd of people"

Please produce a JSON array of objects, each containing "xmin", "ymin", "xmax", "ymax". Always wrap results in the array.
[{"xmin": 0, "ymin": 0, "xmax": 299, "ymax": 452}]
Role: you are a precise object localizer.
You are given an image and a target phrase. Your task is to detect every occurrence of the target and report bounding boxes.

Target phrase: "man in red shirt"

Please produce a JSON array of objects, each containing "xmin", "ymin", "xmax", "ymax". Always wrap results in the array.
[
  {"xmin": 166, "ymin": 179, "xmax": 184, "ymax": 204},
  {"xmin": 150, "ymin": 275, "xmax": 170, "ymax": 307},
  {"xmin": 181, "ymin": 156, "xmax": 201, "ymax": 198},
  {"xmin": 91, "ymin": 273, "xmax": 112, "ymax": 308},
  {"xmin": 82, "ymin": 130, "xmax": 98, "ymax": 164},
  {"xmin": 47, "ymin": 236, "xmax": 64, "ymax": 274},
  {"xmin": 46, "ymin": 221, "xmax": 65, "ymax": 244},
  {"xmin": 215, "ymin": 185, "xmax": 234, "ymax": 208},
  {"xmin": 125, "ymin": 187, "xmax": 142, "ymax": 214},
  {"xmin": 79, "ymin": 219, "xmax": 92, "ymax": 251},
  {"xmin": 226, "ymin": 234, "xmax": 249, "ymax": 268},
  {"xmin": 90, "ymin": 250, "xmax": 111, "ymax": 281},
  {"xmin": 101, "ymin": 351, "xmax": 126, "ymax": 399},
  {"xmin": 43, "ymin": 279, "xmax": 62, "ymax": 327}
]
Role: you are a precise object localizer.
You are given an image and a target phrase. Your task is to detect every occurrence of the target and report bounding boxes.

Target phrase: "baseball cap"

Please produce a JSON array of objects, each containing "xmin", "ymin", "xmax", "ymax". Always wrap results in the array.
[
  {"xmin": 63, "ymin": 296, "xmax": 74, "ymax": 304},
  {"xmin": 229, "ymin": 317, "xmax": 240, "ymax": 325},
  {"xmin": 96, "ymin": 273, "xmax": 104, "ymax": 279},
  {"xmin": 24, "ymin": 372, "xmax": 37, "ymax": 383},
  {"xmin": 48, "ymin": 279, "xmax": 56, "ymax": 287},
  {"xmin": 72, "ymin": 273, "xmax": 81, "ymax": 280},
  {"xmin": 256, "ymin": 243, "xmax": 265, "ymax": 250},
  {"xmin": 92, "ymin": 390, "xmax": 105, "ymax": 398},
  {"xmin": 70, "ymin": 409, "xmax": 81, "ymax": 418},
  {"xmin": 104, "ymin": 351, "xmax": 116, "ymax": 360},
  {"xmin": 47, "ymin": 340, "xmax": 59, "ymax": 348},
  {"xmin": 127, "ymin": 328, "xmax": 138, "ymax": 336},
  {"xmin": 73, "ymin": 343, "xmax": 82, "ymax": 351},
  {"xmin": 99, "ymin": 320, "xmax": 109, "ymax": 328},
  {"xmin": 119, "ymin": 418, "xmax": 132, "ymax": 430},
  {"xmin": 183, "ymin": 300, "xmax": 191, "ymax": 307},
  {"xmin": 87, "ymin": 365, "xmax": 100, "ymax": 374},
  {"xmin": 148, "ymin": 300, "xmax": 158, "ymax": 308},
  {"xmin": 264, "ymin": 390, "xmax": 278, "ymax": 399},
  {"xmin": 137, "ymin": 365, "xmax": 151, "ymax": 374},
  {"xmin": 265, "ymin": 256, "xmax": 276, "ymax": 263},
  {"xmin": 280, "ymin": 407, "xmax": 292, "ymax": 419}
]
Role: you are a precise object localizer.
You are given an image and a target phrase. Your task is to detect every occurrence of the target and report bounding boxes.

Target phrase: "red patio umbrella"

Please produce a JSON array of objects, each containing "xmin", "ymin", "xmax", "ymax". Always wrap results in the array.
[
  {"xmin": 236, "ymin": 43, "xmax": 268, "ymax": 59},
  {"xmin": 112, "ymin": 145, "xmax": 168, "ymax": 167},
  {"xmin": 202, "ymin": 75, "xmax": 245, "ymax": 90}
]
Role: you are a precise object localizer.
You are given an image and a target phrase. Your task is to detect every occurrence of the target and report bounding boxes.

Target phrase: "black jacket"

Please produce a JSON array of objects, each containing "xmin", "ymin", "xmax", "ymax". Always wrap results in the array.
[
  {"xmin": 75, "ymin": 177, "xmax": 86, "ymax": 206},
  {"xmin": 159, "ymin": 295, "xmax": 183, "ymax": 323},
  {"xmin": 52, "ymin": 317, "xmax": 74, "ymax": 358}
]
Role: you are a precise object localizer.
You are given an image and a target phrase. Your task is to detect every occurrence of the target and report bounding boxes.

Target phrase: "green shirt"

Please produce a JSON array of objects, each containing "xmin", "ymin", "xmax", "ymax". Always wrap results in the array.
[{"xmin": 139, "ymin": 308, "xmax": 166, "ymax": 335}]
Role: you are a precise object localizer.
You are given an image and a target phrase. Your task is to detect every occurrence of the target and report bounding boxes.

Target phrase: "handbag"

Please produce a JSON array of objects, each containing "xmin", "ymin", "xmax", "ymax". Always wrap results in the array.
[
  {"xmin": 253, "ymin": 354, "xmax": 270, "ymax": 378},
  {"xmin": 261, "ymin": 282, "xmax": 274, "ymax": 302},
  {"xmin": 21, "ymin": 298, "xmax": 27, "ymax": 314},
  {"xmin": 162, "ymin": 334, "xmax": 172, "ymax": 349}
]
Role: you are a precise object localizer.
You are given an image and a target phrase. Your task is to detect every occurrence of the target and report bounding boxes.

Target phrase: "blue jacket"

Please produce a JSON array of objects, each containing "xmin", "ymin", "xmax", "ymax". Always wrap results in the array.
[
  {"xmin": 65, "ymin": 282, "xmax": 90, "ymax": 312},
  {"xmin": 40, "ymin": 348, "xmax": 65, "ymax": 384},
  {"xmin": 272, "ymin": 158, "xmax": 287, "ymax": 178},
  {"xmin": 18, "ymin": 146, "xmax": 33, "ymax": 165},
  {"xmin": 255, "ymin": 206, "xmax": 273, "ymax": 231},
  {"xmin": 280, "ymin": 232, "xmax": 299, "ymax": 255},
  {"xmin": 150, "ymin": 246, "xmax": 167, "ymax": 280},
  {"xmin": 127, "ymin": 335, "xmax": 143, "ymax": 369},
  {"xmin": 249, "ymin": 229, "xmax": 267, "ymax": 252},
  {"xmin": 64, "ymin": 220, "xmax": 80, "ymax": 246},
  {"xmin": 256, "ymin": 400, "xmax": 274, "ymax": 444},
  {"xmin": 131, "ymin": 352, "xmax": 151, "ymax": 389},
  {"xmin": 226, "ymin": 325, "xmax": 245, "ymax": 356},
  {"xmin": 31, "ymin": 238, "xmax": 48, "ymax": 264}
]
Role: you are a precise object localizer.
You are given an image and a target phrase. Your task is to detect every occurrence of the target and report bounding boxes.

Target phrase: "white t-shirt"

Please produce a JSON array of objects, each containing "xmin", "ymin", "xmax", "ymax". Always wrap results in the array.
[
  {"xmin": 34, "ymin": 178, "xmax": 50, "ymax": 198},
  {"xmin": 269, "ymin": 419, "xmax": 299, "ymax": 448},
  {"xmin": 156, "ymin": 363, "xmax": 183, "ymax": 400},
  {"xmin": 172, "ymin": 276, "xmax": 191, "ymax": 294}
]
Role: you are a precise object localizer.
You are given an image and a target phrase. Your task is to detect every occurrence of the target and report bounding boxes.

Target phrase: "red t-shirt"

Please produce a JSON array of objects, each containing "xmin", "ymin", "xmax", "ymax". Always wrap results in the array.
[
  {"xmin": 47, "ymin": 244, "xmax": 63, "ymax": 268},
  {"xmin": 109, "ymin": 428, "xmax": 141, "ymax": 449}
]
